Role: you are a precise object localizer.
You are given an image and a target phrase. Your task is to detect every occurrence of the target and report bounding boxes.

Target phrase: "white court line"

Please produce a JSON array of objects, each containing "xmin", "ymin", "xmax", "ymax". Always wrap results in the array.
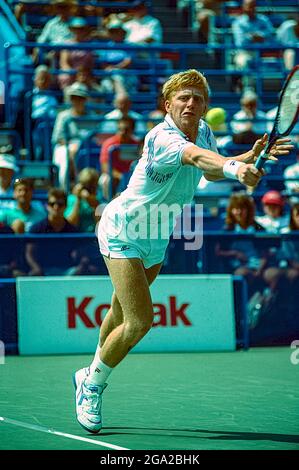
[{"xmin": 0, "ymin": 416, "xmax": 130, "ymax": 450}]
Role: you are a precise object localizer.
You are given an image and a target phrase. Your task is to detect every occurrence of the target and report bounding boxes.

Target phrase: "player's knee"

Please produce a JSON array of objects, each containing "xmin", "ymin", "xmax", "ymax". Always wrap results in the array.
[{"xmin": 124, "ymin": 317, "xmax": 153, "ymax": 342}]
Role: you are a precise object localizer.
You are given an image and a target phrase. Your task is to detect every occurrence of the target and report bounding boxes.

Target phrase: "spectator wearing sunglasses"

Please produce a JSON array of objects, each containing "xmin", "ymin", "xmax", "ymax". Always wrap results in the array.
[
  {"xmin": 26, "ymin": 188, "xmax": 78, "ymax": 276},
  {"xmin": 28, "ymin": 188, "xmax": 78, "ymax": 233}
]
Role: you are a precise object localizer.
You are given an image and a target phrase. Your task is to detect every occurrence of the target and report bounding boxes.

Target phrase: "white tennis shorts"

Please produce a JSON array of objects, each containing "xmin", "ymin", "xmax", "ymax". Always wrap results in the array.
[{"xmin": 97, "ymin": 199, "xmax": 168, "ymax": 269}]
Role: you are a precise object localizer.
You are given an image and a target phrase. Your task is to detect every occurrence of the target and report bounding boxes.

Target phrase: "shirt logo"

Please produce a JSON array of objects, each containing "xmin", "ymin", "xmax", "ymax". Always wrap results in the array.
[{"xmin": 120, "ymin": 245, "xmax": 131, "ymax": 251}]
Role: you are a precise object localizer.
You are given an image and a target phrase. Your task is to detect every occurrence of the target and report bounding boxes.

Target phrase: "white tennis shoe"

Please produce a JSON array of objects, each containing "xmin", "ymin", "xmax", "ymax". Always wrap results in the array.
[{"xmin": 73, "ymin": 367, "xmax": 107, "ymax": 434}]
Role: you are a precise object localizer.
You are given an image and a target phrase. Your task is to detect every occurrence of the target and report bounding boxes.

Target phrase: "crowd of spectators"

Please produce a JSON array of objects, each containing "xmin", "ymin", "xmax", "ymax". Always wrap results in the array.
[{"xmin": 1, "ymin": 0, "xmax": 298, "ymax": 291}]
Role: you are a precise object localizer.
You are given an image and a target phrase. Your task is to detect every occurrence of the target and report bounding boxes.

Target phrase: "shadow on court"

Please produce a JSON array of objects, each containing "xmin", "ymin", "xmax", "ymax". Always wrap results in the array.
[{"xmin": 96, "ymin": 427, "xmax": 299, "ymax": 445}]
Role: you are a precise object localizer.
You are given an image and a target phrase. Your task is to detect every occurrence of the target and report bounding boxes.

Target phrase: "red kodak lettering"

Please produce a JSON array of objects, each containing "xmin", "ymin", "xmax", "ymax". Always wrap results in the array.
[
  {"xmin": 95, "ymin": 304, "xmax": 111, "ymax": 326},
  {"xmin": 67, "ymin": 297, "xmax": 95, "ymax": 328},
  {"xmin": 152, "ymin": 303, "xmax": 167, "ymax": 327},
  {"xmin": 170, "ymin": 296, "xmax": 191, "ymax": 326}
]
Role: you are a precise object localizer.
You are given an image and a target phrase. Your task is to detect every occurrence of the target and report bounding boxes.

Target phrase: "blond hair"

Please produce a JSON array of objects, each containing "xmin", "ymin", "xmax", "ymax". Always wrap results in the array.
[{"xmin": 162, "ymin": 69, "xmax": 209, "ymax": 111}]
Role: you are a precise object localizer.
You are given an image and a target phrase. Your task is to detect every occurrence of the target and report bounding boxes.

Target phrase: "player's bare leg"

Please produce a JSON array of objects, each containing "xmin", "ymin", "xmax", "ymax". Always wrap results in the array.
[
  {"xmin": 73, "ymin": 258, "xmax": 162, "ymax": 433},
  {"xmin": 99, "ymin": 258, "xmax": 162, "ymax": 367},
  {"xmin": 99, "ymin": 260, "xmax": 162, "ymax": 347}
]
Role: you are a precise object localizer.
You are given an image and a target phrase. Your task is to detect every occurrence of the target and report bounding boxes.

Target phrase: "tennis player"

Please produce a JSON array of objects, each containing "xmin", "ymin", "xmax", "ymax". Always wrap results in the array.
[{"xmin": 73, "ymin": 69, "xmax": 293, "ymax": 433}]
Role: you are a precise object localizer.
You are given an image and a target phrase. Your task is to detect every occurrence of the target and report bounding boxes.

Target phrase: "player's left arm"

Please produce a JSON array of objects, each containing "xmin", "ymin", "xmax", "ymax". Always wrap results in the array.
[{"xmin": 203, "ymin": 133, "xmax": 293, "ymax": 181}]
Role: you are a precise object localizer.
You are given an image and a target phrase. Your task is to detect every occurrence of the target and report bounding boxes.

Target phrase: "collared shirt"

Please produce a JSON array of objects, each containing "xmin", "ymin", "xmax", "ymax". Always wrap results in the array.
[
  {"xmin": 37, "ymin": 16, "xmax": 74, "ymax": 44},
  {"xmin": 106, "ymin": 114, "xmax": 217, "ymax": 239},
  {"xmin": 124, "ymin": 15, "xmax": 163, "ymax": 44},
  {"xmin": 232, "ymin": 14, "xmax": 274, "ymax": 47}
]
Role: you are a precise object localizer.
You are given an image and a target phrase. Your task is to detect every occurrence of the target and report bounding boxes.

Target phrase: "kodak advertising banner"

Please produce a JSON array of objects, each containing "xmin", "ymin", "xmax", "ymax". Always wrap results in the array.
[{"xmin": 17, "ymin": 275, "xmax": 236, "ymax": 354}]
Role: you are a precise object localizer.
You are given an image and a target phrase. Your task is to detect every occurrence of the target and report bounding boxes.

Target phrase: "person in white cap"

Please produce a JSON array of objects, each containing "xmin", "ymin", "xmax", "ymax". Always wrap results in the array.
[
  {"xmin": 51, "ymin": 82, "xmax": 93, "ymax": 189},
  {"xmin": 0, "ymin": 154, "xmax": 18, "ymax": 197}
]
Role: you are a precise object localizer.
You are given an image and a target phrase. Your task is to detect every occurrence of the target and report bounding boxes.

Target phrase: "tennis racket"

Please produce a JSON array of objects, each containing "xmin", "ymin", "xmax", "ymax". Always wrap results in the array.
[{"xmin": 255, "ymin": 65, "xmax": 299, "ymax": 170}]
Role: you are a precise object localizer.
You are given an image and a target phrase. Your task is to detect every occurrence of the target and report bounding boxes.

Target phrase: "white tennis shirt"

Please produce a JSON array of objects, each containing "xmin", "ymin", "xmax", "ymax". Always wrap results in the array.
[{"xmin": 103, "ymin": 114, "xmax": 218, "ymax": 241}]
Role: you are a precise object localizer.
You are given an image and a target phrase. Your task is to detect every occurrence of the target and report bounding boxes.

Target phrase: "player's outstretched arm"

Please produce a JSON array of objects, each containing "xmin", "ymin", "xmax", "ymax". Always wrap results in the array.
[{"xmin": 182, "ymin": 144, "xmax": 263, "ymax": 187}]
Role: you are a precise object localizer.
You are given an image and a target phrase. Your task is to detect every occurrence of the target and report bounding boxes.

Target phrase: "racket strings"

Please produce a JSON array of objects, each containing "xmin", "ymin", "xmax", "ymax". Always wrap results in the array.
[{"xmin": 277, "ymin": 70, "xmax": 299, "ymax": 134}]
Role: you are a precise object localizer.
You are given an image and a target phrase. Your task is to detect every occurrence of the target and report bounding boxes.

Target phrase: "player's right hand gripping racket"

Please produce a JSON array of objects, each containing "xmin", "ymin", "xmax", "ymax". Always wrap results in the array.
[{"xmin": 255, "ymin": 65, "xmax": 299, "ymax": 170}]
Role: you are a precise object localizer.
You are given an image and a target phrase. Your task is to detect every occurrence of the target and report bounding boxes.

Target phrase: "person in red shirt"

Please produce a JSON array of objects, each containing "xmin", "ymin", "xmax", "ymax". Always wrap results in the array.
[{"xmin": 99, "ymin": 117, "xmax": 140, "ymax": 199}]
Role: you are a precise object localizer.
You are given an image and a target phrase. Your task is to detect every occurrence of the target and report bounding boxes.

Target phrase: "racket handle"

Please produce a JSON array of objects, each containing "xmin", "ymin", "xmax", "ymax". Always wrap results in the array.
[{"xmin": 255, "ymin": 150, "xmax": 269, "ymax": 170}]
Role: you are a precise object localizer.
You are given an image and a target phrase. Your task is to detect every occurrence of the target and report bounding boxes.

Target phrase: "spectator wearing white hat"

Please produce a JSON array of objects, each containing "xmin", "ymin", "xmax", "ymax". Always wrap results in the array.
[
  {"xmin": 0, "ymin": 154, "xmax": 18, "ymax": 198},
  {"xmin": 58, "ymin": 17, "xmax": 94, "ymax": 89},
  {"xmin": 52, "ymin": 82, "xmax": 94, "ymax": 189}
]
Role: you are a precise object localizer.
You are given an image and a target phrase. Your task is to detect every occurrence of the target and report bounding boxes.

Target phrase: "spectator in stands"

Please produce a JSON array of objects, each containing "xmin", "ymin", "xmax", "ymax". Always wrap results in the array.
[
  {"xmin": 215, "ymin": 193, "xmax": 266, "ymax": 293},
  {"xmin": 52, "ymin": 82, "xmax": 94, "ymax": 190},
  {"xmin": 99, "ymin": 117, "xmax": 140, "ymax": 199},
  {"xmin": 97, "ymin": 21, "xmax": 136, "ymax": 93},
  {"xmin": 33, "ymin": 0, "xmax": 77, "ymax": 64},
  {"xmin": 253, "ymin": 202, "xmax": 299, "ymax": 318},
  {"xmin": 124, "ymin": 1, "xmax": 163, "ymax": 45},
  {"xmin": 31, "ymin": 65, "xmax": 58, "ymax": 160},
  {"xmin": 32, "ymin": 65, "xmax": 58, "ymax": 119},
  {"xmin": 99, "ymin": 93, "xmax": 147, "ymax": 137},
  {"xmin": 232, "ymin": 0, "xmax": 275, "ymax": 88},
  {"xmin": 195, "ymin": 1, "xmax": 226, "ymax": 44},
  {"xmin": 37, "ymin": 0, "xmax": 76, "ymax": 44},
  {"xmin": 256, "ymin": 190, "xmax": 289, "ymax": 233},
  {"xmin": 65, "ymin": 167, "xmax": 100, "ymax": 232},
  {"xmin": 276, "ymin": 15, "xmax": 299, "ymax": 70},
  {"xmin": 283, "ymin": 153, "xmax": 299, "ymax": 195},
  {"xmin": 58, "ymin": 17, "xmax": 94, "ymax": 89},
  {"xmin": 26, "ymin": 188, "xmax": 78, "ymax": 275},
  {"xmin": 0, "ymin": 178, "xmax": 46, "ymax": 233},
  {"xmin": 64, "ymin": 65, "xmax": 115, "ymax": 112},
  {"xmin": 231, "ymin": 90, "xmax": 268, "ymax": 138},
  {"xmin": 0, "ymin": 154, "xmax": 18, "ymax": 197},
  {"xmin": 69, "ymin": 65, "xmax": 114, "ymax": 96}
]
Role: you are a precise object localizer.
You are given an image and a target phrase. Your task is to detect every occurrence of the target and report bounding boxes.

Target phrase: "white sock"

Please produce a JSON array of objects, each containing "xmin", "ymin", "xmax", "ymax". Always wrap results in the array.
[
  {"xmin": 90, "ymin": 343, "xmax": 101, "ymax": 371},
  {"xmin": 87, "ymin": 352, "xmax": 113, "ymax": 386}
]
